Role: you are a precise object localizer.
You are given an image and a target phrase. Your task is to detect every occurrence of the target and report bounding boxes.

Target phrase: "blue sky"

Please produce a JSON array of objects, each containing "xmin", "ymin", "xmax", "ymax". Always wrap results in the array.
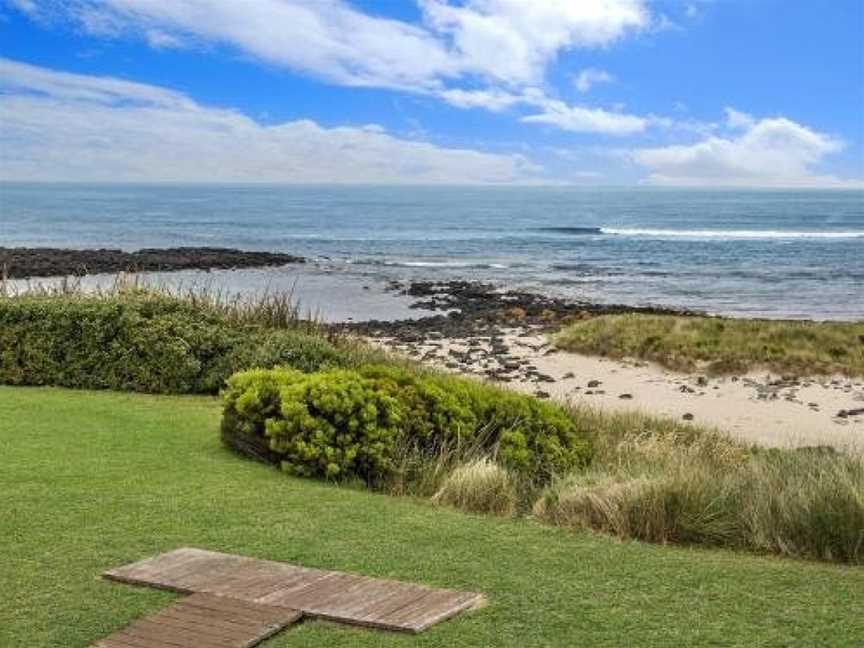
[{"xmin": 1, "ymin": 0, "xmax": 862, "ymax": 185}]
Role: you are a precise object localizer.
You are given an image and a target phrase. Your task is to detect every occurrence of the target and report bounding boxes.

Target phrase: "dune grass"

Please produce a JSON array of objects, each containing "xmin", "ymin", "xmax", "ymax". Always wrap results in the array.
[
  {"xmin": 3, "ymin": 386, "xmax": 864, "ymax": 647},
  {"xmin": 534, "ymin": 410, "xmax": 864, "ymax": 564},
  {"xmin": 554, "ymin": 313, "xmax": 864, "ymax": 376},
  {"xmin": 432, "ymin": 458, "xmax": 519, "ymax": 516}
]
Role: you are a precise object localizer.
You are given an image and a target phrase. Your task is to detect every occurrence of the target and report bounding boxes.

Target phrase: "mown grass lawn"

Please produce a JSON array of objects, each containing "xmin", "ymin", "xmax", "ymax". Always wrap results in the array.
[{"xmin": 2, "ymin": 386, "xmax": 863, "ymax": 647}]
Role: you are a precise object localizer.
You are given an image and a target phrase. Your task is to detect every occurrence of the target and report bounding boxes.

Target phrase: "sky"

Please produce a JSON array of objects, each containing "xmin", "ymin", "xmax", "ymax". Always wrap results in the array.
[{"xmin": 1, "ymin": 0, "xmax": 862, "ymax": 186}]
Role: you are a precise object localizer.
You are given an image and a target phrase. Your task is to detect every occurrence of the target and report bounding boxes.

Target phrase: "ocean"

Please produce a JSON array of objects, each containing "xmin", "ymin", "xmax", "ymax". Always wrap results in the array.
[{"xmin": 1, "ymin": 183, "xmax": 862, "ymax": 321}]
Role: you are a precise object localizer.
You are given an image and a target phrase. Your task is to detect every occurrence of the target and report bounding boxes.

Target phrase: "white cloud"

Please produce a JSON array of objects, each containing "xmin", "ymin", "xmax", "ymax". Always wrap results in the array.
[
  {"xmin": 522, "ymin": 99, "xmax": 647, "ymax": 135},
  {"xmin": 0, "ymin": 58, "xmax": 539, "ymax": 184},
  {"xmin": 144, "ymin": 28, "xmax": 183, "ymax": 50},
  {"xmin": 0, "ymin": 57, "xmax": 192, "ymax": 107},
  {"xmin": 724, "ymin": 107, "xmax": 756, "ymax": 130},
  {"xmin": 632, "ymin": 110, "xmax": 861, "ymax": 187},
  {"xmin": 24, "ymin": 0, "xmax": 650, "ymax": 91},
  {"xmin": 574, "ymin": 68, "xmax": 614, "ymax": 93},
  {"xmin": 10, "ymin": 0, "xmax": 657, "ymax": 135},
  {"xmin": 437, "ymin": 87, "xmax": 527, "ymax": 112},
  {"xmin": 420, "ymin": 0, "xmax": 648, "ymax": 85},
  {"xmin": 8, "ymin": 0, "xmax": 38, "ymax": 15}
]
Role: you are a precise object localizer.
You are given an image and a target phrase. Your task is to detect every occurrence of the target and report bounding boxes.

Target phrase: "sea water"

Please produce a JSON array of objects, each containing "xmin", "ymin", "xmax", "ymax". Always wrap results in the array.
[{"xmin": 1, "ymin": 183, "xmax": 862, "ymax": 320}]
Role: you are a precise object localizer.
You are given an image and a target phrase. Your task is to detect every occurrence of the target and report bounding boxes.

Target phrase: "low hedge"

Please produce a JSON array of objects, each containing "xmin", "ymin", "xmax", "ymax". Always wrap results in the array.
[
  {"xmin": 0, "ymin": 294, "xmax": 343, "ymax": 393},
  {"xmin": 221, "ymin": 365, "xmax": 593, "ymax": 486}
]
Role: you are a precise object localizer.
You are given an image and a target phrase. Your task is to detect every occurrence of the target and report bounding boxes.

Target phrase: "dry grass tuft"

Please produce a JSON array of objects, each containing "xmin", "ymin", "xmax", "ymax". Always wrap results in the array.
[
  {"xmin": 433, "ymin": 458, "xmax": 518, "ymax": 517},
  {"xmin": 535, "ymin": 442, "xmax": 864, "ymax": 563}
]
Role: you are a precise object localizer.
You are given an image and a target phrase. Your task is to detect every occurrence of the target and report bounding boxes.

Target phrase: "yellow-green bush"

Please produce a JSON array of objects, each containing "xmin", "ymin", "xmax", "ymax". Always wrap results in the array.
[{"xmin": 220, "ymin": 365, "xmax": 593, "ymax": 487}]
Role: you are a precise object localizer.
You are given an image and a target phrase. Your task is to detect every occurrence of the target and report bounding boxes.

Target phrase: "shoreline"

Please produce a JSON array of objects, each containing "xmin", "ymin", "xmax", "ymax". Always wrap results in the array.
[
  {"xmin": 346, "ymin": 280, "xmax": 864, "ymax": 451},
  {"xmin": 3, "ymin": 254, "xmax": 862, "ymax": 447}
]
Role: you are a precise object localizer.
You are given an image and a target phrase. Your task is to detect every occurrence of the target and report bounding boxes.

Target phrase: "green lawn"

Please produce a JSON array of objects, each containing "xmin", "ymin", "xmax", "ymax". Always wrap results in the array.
[{"xmin": 2, "ymin": 387, "xmax": 863, "ymax": 647}]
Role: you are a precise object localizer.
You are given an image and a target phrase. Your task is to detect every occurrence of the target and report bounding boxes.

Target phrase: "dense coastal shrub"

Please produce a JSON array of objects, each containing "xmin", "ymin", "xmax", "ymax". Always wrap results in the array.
[
  {"xmin": 0, "ymin": 294, "xmax": 343, "ymax": 393},
  {"xmin": 220, "ymin": 366, "xmax": 593, "ymax": 487},
  {"xmin": 360, "ymin": 366, "xmax": 594, "ymax": 481}
]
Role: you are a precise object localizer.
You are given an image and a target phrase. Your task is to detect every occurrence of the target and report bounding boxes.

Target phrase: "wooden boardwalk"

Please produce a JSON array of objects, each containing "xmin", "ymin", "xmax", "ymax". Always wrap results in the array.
[
  {"xmin": 96, "ymin": 547, "xmax": 484, "ymax": 645},
  {"xmin": 92, "ymin": 593, "xmax": 301, "ymax": 648}
]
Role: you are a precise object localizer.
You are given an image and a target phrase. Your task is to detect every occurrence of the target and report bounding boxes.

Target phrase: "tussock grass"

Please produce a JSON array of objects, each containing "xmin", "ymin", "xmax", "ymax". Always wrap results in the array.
[
  {"xmin": 554, "ymin": 313, "xmax": 864, "ymax": 376},
  {"xmin": 433, "ymin": 458, "xmax": 518, "ymax": 516},
  {"xmin": 534, "ymin": 415, "xmax": 864, "ymax": 564},
  {"xmin": 1, "ymin": 272, "xmax": 327, "ymax": 334}
]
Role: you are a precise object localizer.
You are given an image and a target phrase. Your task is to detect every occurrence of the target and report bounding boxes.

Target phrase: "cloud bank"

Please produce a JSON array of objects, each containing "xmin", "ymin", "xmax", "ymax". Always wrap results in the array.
[
  {"xmin": 0, "ymin": 58, "xmax": 538, "ymax": 183},
  {"xmin": 11, "ymin": 0, "xmax": 655, "ymax": 135},
  {"xmin": 633, "ymin": 109, "xmax": 861, "ymax": 188}
]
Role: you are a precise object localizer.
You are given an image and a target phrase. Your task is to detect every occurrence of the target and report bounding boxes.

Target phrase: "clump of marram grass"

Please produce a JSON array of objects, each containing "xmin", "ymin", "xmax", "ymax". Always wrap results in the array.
[
  {"xmin": 534, "ymin": 446, "xmax": 864, "ymax": 564},
  {"xmin": 432, "ymin": 458, "xmax": 518, "ymax": 517},
  {"xmin": 533, "ymin": 461, "xmax": 743, "ymax": 547},
  {"xmin": 741, "ymin": 449, "xmax": 864, "ymax": 563},
  {"xmin": 554, "ymin": 313, "xmax": 864, "ymax": 377},
  {"xmin": 565, "ymin": 405, "xmax": 751, "ymax": 469}
]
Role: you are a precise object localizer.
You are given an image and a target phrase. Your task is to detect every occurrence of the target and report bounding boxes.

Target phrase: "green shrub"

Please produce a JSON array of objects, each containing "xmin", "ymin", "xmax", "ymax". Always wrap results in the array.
[
  {"xmin": 0, "ymin": 293, "xmax": 343, "ymax": 394},
  {"xmin": 361, "ymin": 366, "xmax": 593, "ymax": 482},
  {"xmin": 220, "ymin": 365, "xmax": 593, "ymax": 487}
]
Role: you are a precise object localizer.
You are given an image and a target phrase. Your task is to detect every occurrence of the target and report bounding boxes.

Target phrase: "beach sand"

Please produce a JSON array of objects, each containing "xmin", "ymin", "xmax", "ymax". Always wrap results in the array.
[{"xmin": 369, "ymin": 330, "xmax": 864, "ymax": 453}]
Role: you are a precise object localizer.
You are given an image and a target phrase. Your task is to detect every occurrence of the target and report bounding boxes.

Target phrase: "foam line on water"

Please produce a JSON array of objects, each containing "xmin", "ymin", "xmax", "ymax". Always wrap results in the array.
[{"xmin": 600, "ymin": 228, "xmax": 864, "ymax": 239}]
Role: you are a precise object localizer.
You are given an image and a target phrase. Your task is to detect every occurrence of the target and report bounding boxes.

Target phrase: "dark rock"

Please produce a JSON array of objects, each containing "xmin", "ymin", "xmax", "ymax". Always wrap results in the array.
[
  {"xmin": 0, "ymin": 246, "xmax": 304, "ymax": 278},
  {"xmin": 682, "ymin": 413, "xmax": 694, "ymax": 421},
  {"xmin": 587, "ymin": 379, "xmax": 602, "ymax": 388},
  {"xmin": 619, "ymin": 393, "xmax": 633, "ymax": 400}
]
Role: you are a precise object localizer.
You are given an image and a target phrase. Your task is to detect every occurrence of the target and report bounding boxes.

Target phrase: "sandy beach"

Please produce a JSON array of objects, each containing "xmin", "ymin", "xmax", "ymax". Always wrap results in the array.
[{"xmin": 371, "ymin": 330, "xmax": 864, "ymax": 452}]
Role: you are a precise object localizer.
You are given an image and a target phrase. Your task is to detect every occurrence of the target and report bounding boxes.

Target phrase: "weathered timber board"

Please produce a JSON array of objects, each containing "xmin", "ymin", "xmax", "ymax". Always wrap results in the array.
[
  {"xmin": 104, "ymin": 547, "xmax": 485, "ymax": 633},
  {"xmin": 91, "ymin": 592, "xmax": 301, "ymax": 648}
]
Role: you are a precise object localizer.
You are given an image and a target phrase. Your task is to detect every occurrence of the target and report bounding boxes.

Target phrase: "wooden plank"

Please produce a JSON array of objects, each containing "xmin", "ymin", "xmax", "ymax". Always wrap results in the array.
[
  {"xmin": 91, "ymin": 594, "xmax": 301, "ymax": 648},
  {"xmin": 102, "ymin": 548, "xmax": 484, "ymax": 634},
  {"xmin": 405, "ymin": 591, "xmax": 485, "ymax": 632},
  {"xmin": 146, "ymin": 608, "xmax": 266, "ymax": 638},
  {"xmin": 272, "ymin": 572, "xmax": 364, "ymax": 610},
  {"xmin": 253, "ymin": 570, "xmax": 334, "ymax": 607},
  {"xmin": 346, "ymin": 584, "xmax": 431, "ymax": 628},
  {"xmin": 178, "ymin": 594, "xmax": 299, "ymax": 624},
  {"xmin": 380, "ymin": 589, "xmax": 480, "ymax": 632}
]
